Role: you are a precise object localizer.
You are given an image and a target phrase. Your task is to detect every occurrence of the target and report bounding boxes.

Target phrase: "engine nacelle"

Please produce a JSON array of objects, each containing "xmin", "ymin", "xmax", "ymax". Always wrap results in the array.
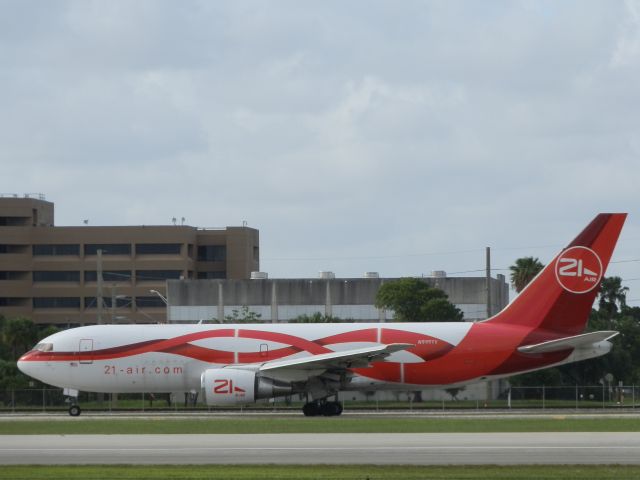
[{"xmin": 201, "ymin": 368, "xmax": 292, "ymax": 406}]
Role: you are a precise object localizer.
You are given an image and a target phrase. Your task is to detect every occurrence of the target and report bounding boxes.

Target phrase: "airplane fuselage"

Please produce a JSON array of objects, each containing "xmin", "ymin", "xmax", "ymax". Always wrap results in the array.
[{"xmin": 18, "ymin": 320, "xmax": 609, "ymax": 394}]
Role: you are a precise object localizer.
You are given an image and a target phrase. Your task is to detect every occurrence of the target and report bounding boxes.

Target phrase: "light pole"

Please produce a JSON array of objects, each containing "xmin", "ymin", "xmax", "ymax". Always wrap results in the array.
[{"xmin": 149, "ymin": 289, "xmax": 168, "ymax": 305}]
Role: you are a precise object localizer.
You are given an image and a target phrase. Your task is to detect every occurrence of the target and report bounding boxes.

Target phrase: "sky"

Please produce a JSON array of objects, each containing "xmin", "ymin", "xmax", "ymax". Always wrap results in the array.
[{"xmin": 1, "ymin": 0, "xmax": 639, "ymax": 304}]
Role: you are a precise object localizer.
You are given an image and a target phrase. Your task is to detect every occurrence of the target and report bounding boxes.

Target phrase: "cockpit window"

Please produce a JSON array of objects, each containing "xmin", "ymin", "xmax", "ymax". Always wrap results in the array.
[{"xmin": 34, "ymin": 343, "xmax": 53, "ymax": 352}]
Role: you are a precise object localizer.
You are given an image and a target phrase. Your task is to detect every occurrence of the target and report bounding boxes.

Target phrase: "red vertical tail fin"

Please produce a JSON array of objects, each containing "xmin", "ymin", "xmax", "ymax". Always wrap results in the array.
[{"xmin": 489, "ymin": 213, "xmax": 627, "ymax": 338}]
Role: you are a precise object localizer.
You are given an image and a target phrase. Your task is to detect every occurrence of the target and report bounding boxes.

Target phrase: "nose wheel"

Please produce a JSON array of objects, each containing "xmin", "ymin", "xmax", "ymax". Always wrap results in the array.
[{"xmin": 68, "ymin": 404, "xmax": 81, "ymax": 416}]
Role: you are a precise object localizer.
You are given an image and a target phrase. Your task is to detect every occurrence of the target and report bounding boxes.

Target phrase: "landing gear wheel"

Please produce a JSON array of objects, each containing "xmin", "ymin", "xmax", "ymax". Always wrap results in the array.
[
  {"xmin": 322, "ymin": 401, "xmax": 343, "ymax": 416},
  {"xmin": 302, "ymin": 402, "xmax": 321, "ymax": 417},
  {"xmin": 302, "ymin": 401, "xmax": 343, "ymax": 417},
  {"xmin": 69, "ymin": 405, "xmax": 81, "ymax": 417}
]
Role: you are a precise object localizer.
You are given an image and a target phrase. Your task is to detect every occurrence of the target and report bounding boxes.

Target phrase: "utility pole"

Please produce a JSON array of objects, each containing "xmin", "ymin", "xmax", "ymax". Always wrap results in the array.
[
  {"xmin": 97, "ymin": 249, "xmax": 104, "ymax": 325},
  {"xmin": 485, "ymin": 246, "xmax": 493, "ymax": 405},
  {"xmin": 96, "ymin": 249, "xmax": 105, "ymax": 405},
  {"xmin": 111, "ymin": 285, "xmax": 116, "ymax": 323},
  {"xmin": 485, "ymin": 246, "xmax": 492, "ymax": 319},
  {"xmin": 271, "ymin": 282, "xmax": 278, "ymax": 323}
]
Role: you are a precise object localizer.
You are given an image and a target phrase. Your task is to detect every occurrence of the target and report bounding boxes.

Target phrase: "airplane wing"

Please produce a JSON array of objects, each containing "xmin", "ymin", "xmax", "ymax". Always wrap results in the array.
[
  {"xmin": 517, "ymin": 331, "xmax": 618, "ymax": 354},
  {"xmin": 260, "ymin": 343, "xmax": 413, "ymax": 373}
]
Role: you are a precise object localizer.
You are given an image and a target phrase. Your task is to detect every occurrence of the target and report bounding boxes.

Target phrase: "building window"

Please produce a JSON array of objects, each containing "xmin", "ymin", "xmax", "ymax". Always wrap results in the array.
[
  {"xmin": 0, "ymin": 297, "xmax": 26, "ymax": 306},
  {"xmin": 0, "ymin": 245, "xmax": 28, "ymax": 254},
  {"xmin": 84, "ymin": 271, "xmax": 131, "ymax": 282},
  {"xmin": 84, "ymin": 244, "xmax": 131, "ymax": 255},
  {"xmin": 84, "ymin": 297, "xmax": 98, "ymax": 309},
  {"xmin": 0, "ymin": 216, "xmax": 30, "ymax": 226},
  {"xmin": 253, "ymin": 246, "xmax": 259, "ymax": 262},
  {"xmin": 136, "ymin": 270, "xmax": 182, "ymax": 282},
  {"xmin": 84, "ymin": 297, "xmax": 131, "ymax": 309},
  {"xmin": 197, "ymin": 271, "xmax": 226, "ymax": 279},
  {"xmin": 0, "ymin": 271, "xmax": 27, "ymax": 280},
  {"xmin": 33, "ymin": 271, "xmax": 80, "ymax": 282},
  {"xmin": 197, "ymin": 245, "xmax": 226, "ymax": 262},
  {"xmin": 136, "ymin": 243, "xmax": 182, "ymax": 255},
  {"xmin": 136, "ymin": 296, "xmax": 166, "ymax": 308},
  {"xmin": 33, "ymin": 297, "xmax": 81, "ymax": 309},
  {"xmin": 33, "ymin": 244, "xmax": 80, "ymax": 256}
]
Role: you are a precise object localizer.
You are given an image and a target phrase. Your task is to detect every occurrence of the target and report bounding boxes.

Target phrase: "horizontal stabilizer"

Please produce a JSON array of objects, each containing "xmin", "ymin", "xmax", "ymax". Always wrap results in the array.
[
  {"xmin": 260, "ymin": 343, "xmax": 413, "ymax": 372},
  {"xmin": 518, "ymin": 331, "xmax": 619, "ymax": 354}
]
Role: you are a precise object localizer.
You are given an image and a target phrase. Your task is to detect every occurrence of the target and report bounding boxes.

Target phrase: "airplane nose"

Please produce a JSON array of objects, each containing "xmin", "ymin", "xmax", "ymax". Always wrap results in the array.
[{"xmin": 17, "ymin": 353, "xmax": 33, "ymax": 376}]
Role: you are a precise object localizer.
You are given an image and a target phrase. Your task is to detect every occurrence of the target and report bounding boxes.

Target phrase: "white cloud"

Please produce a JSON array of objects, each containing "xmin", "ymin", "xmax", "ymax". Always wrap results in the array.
[
  {"xmin": 1, "ymin": 0, "xmax": 639, "ymax": 301},
  {"xmin": 611, "ymin": 0, "xmax": 640, "ymax": 67}
]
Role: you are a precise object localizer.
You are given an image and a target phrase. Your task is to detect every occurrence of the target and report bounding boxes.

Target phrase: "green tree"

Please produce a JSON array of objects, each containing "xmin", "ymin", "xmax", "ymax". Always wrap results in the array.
[
  {"xmin": 224, "ymin": 306, "xmax": 262, "ymax": 323},
  {"xmin": 289, "ymin": 313, "xmax": 345, "ymax": 323},
  {"xmin": 38, "ymin": 325, "xmax": 60, "ymax": 341},
  {"xmin": 2, "ymin": 318, "xmax": 39, "ymax": 360},
  {"xmin": 375, "ymin": 278, "xmax": 463, "ymax": 322},
  {"xmin": 598, "ymin": 276, "xmax": 629, "ymax": 324},
  {"xmin": 0, "ymin": 315, "xmax": 10, "ymax": 361},
  {"xmin": 421, "ymin": 297, "xmax": 464, "ymax": 322},
  {"xmin": 0, "ymin": 318, "xmax": 61, "ymax": 388},
  {"xmin": 510, "ymin": 277, "xmax": 639, "ymax": 387},
  {"xmin": 0, "ymin": 359, "xmax": 32, "ymax": 389},
  {"xmin": 583, "ymin": 306, "xmax": 640, "ymax": 385},
  {"xmin": 509, "ymin": 257, "xmax": 544, "ymax": 293}
]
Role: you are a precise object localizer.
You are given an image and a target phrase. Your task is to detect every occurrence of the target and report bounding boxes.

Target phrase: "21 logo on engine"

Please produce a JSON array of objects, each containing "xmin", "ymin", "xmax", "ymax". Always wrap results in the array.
[{"xmin": 213, "ymin": 379, "xmax": 246, "ymax": 397}]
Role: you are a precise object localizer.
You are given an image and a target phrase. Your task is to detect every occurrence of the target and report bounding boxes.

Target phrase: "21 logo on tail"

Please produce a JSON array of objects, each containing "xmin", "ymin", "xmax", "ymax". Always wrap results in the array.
[{"xmin": 555, "ymin": 246, "xmax": 603, "ymax": 294}]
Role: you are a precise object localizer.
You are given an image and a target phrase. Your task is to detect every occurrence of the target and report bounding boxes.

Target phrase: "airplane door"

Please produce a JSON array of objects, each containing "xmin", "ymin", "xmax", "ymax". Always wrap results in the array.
[
  {"xmin": 260, "ymin": 343, "xmax": 269, "ymax": 359},
  {"xmin": 79, "ymin": 339, "xmax": 93, "ymax": 364}
]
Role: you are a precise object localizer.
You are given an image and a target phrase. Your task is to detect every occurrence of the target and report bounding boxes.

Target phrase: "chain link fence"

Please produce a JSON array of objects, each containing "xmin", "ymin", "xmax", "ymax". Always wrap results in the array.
[{"xmin": 0, "ymin": 385, "xmax": 637, "ymax": 413}]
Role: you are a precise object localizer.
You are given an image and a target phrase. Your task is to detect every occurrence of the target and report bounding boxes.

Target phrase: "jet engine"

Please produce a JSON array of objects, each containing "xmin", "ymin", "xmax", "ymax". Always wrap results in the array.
[{"xmin": 201, "ymin": 368, "xmax": 292, "ymax": 405}]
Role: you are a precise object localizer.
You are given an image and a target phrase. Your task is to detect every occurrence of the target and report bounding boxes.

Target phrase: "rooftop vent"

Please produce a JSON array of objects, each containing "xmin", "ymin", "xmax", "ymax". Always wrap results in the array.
[
  {"xmin": 250, "ymin": 271, "xmax": 268, "ymax": 280},
  {"xmin": 431, "ymin": 270, "xmax": 447, "ymax": 278},
  {"xmin": 364, "ymin": 272, "xmax": 379, "ymax": 279},
  {"xmin": 318, "ymin": 271, "xmax": 335, "ymax": 279}
]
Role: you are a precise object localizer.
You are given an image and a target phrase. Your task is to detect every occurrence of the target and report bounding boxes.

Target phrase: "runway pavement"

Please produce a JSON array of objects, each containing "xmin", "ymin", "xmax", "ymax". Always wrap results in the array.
[{"xmin": 1, "ymin": 432, "xmax": 639, "ymax": 465}]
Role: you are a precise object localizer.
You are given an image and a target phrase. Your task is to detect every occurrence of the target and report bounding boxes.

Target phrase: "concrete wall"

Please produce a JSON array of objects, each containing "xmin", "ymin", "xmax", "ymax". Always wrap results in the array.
[{"xmin": 167, "ymin": 275, "xmax": 510, "ymax": 322}]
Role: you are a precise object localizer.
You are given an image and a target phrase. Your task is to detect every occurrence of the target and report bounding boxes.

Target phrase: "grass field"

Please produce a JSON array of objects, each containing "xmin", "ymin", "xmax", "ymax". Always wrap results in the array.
[
  {"xmin": 1, "ymin": 465, "xmax": 640, "ymax": 480},
  {"xmin": 1, "ymin": 415, "xmax": 640, "ymax": 434}
]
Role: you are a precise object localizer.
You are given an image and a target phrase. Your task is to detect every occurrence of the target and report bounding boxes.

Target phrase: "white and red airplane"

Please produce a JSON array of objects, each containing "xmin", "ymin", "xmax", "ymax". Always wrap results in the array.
[{"xmin": 18, "ymin": 213, "xmax": 626, "ymax": 416}]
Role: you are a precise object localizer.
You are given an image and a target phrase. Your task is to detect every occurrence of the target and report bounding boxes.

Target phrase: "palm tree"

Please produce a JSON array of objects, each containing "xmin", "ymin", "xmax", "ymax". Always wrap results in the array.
[
  {"xmin": 509, "ymin": 257, "xmax": 544, "ymax": 293},
  {"xmin": 598, "ymin": 276, "xmax": 628, "ymax": 319}
]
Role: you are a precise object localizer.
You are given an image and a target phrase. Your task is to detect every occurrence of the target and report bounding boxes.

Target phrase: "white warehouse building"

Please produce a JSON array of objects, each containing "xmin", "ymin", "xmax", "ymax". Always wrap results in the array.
[{"xmin": 166, "ymin": 272, "xmax": 509, "ymax": 323}]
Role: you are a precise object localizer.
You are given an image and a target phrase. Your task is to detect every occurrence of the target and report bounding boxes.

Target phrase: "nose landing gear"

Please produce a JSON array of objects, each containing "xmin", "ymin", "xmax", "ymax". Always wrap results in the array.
[
  {"xmin": 63, "ymin": 388, "xmax": 81, "ymax": 416},
  {"xmin": 68, "ymin": 404, "xmax": 81, "ymax": 417}
]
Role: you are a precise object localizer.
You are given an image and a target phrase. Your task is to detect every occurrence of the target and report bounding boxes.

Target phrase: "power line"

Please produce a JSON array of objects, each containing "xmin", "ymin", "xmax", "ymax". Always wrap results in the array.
[
  {"xmin": 263, "ymin": 248, "xmax": 640, "ymax": 264},
  {"xmin": 263, "ymin": 248, "xmax": 484, "ymax": 262}
]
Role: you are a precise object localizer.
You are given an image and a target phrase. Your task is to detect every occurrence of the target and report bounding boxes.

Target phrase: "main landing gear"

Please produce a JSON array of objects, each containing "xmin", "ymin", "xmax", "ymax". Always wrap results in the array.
[{"xmin": 302, "ymin": 400, "xmax": 343, "ymax": 417}]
